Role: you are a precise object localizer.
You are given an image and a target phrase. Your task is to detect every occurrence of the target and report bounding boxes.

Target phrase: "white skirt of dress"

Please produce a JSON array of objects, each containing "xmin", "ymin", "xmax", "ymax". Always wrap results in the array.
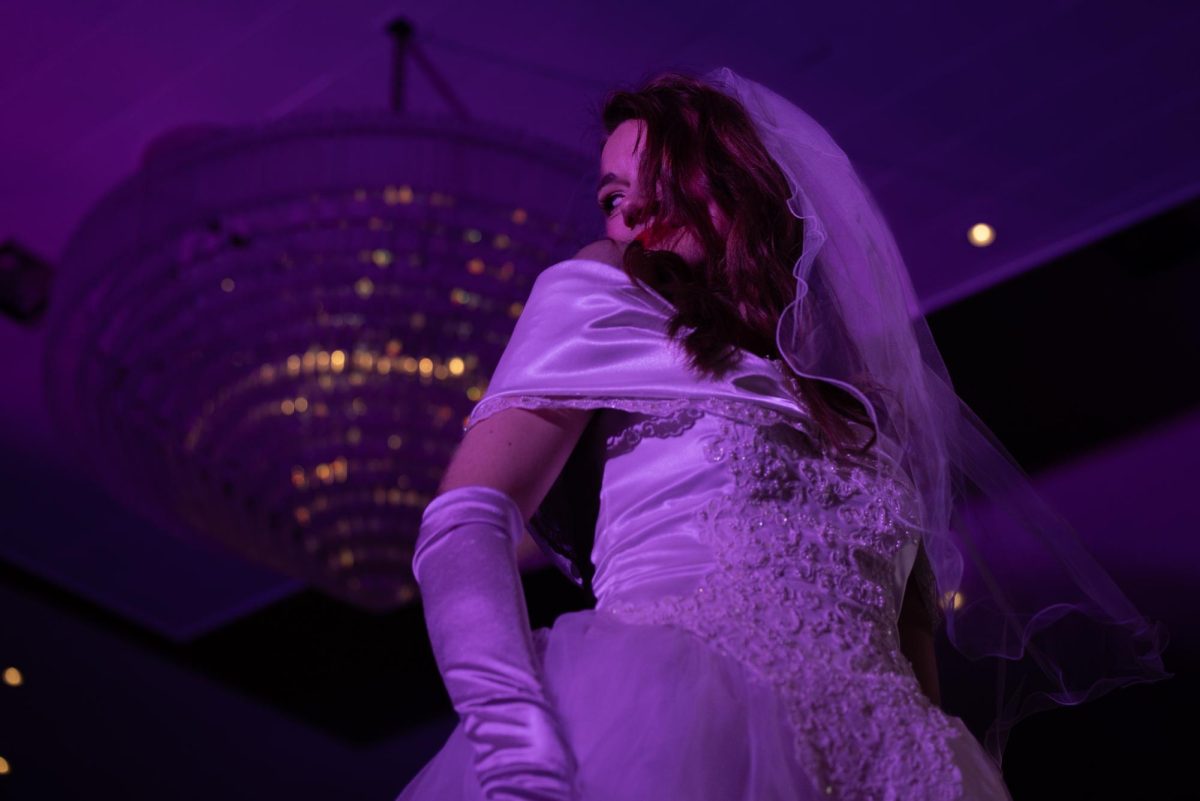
[{"xmin": 395, "ymin": 607, "xmax": 1012, "ymax": 801}]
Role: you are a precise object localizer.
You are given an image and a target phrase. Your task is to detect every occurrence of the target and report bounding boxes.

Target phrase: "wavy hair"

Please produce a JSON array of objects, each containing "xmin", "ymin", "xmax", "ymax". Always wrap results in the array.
[{"xmin": 598, "ymin": 70, "xmax": 879, "ymax": 458}]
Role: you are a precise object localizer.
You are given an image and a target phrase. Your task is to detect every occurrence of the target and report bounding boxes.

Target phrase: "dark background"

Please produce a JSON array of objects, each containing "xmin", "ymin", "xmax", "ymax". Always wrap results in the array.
[{"xmin": 2, "ymin": 2, "xmax": 1198, "ymax": 798}]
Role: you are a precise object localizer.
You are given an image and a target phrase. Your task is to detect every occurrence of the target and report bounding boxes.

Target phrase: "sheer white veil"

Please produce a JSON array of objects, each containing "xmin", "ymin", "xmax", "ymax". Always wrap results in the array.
[{"xmin": 702, "ymin": 65, "xmax": 1171, "ymax": 765}]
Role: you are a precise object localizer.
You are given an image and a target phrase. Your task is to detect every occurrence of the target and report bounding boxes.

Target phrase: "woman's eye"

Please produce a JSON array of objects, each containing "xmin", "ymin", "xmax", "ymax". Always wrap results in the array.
[{"xmin": 598, "ymin": 193, "xmax": 623, "ymax": 215}]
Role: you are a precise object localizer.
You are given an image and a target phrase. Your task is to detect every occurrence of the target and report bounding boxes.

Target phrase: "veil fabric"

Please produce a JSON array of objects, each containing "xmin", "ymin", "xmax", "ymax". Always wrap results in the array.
[{"xmin": 701, "ymin": 66, "xmax": 1171, "ymax": 765}]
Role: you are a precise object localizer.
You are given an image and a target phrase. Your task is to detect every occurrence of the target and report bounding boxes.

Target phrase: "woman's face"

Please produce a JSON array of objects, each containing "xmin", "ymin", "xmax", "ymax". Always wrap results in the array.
[{"xmin": 596, "ymin": 119, "xmax": 726, "ymax": 266}]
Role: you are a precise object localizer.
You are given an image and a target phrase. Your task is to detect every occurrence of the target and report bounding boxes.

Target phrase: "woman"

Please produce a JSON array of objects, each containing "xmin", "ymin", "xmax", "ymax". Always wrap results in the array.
[{"xmin": 396, "ymin": 68, "xmax": 1169, "ymax": 800}]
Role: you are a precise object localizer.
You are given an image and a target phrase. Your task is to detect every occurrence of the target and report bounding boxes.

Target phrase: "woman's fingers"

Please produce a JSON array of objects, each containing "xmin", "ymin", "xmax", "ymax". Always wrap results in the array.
[{"xmin": 572, "ymin": 238, "xmax": 626, "ymax": 266}]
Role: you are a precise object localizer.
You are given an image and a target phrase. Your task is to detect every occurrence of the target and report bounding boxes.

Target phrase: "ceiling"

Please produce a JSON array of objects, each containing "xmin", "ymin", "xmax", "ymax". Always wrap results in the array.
[{"xmin": 0, "ymin": 0, "xmax": 1197, "ymax": 755}]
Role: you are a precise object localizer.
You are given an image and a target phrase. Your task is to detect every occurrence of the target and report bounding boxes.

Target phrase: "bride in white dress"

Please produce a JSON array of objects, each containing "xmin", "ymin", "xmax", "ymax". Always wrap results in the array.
[{"xmin": 395, "ymin": 68, "xmax": 1170, "ymax": 800}]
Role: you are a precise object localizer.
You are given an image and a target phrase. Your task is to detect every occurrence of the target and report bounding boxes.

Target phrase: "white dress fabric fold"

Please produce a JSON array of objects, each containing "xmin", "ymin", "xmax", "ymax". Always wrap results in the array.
[{"xmin": 397, "ymin": 259, "xmax": 1013, "ymax": 801}]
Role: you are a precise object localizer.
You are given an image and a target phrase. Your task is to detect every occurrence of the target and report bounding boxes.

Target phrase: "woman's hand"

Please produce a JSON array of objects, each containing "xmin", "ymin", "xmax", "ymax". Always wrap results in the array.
[{"xmin": 572, "ymin": 238, "xmax": 627, "ymax": 267}]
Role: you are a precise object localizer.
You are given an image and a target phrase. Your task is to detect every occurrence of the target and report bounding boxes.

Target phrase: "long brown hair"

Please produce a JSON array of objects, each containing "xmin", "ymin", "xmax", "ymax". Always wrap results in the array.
[{"xmin": 599, "ymin": 70, "xmax": 879, "ymax": 458}]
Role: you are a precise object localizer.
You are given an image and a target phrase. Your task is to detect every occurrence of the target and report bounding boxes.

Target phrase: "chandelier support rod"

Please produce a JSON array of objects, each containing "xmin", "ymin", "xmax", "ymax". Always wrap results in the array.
[{"xmin": 386, "ymin": 17, "xmax": 473, "ymax": 122}]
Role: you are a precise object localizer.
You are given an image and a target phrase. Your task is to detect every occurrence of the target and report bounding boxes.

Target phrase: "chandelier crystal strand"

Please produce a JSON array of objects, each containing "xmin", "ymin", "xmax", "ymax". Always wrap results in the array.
[{"xmin": 42, "ymin": 26, "xmax": 598, "ymax": 611}]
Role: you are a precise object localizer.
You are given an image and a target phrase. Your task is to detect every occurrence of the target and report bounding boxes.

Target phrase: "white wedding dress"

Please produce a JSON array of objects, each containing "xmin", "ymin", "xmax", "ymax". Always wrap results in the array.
[{"xmin": 397, "ymin": 258, "xmax": 1014, "ymax": 801}]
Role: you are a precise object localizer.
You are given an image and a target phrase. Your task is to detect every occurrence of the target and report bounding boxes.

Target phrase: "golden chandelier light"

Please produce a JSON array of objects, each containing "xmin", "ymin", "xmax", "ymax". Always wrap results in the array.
[{"xmin": 42, "ymin": 20, "xmax": 598, "ymax": 610}]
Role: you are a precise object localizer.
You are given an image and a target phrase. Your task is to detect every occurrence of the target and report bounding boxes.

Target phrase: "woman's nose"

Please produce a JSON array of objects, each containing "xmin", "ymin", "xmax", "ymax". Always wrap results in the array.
[{"xmin": 622, "ymin": 200, "xmax": 649, "ymax": 234}]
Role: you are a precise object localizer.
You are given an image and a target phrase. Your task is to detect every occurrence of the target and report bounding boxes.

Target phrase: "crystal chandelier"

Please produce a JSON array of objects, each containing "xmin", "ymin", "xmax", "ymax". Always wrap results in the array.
[{"xmin": 41, "ymin": 20, "xmax": 598, "ymax": 611}]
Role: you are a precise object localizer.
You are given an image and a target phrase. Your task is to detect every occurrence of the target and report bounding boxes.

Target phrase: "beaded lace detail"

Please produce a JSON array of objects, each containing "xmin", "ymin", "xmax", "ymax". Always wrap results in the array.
[
  {"xmin": 603, "ymin": 411, "xmax": 964, "ymax": 801},
  {"xmin": 466, "ymin": 392, "xmax": 817, "ymax": 439}
]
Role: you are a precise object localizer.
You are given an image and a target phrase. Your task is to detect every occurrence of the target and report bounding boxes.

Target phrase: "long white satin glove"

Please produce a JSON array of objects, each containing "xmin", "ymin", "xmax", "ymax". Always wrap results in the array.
[{"xmin": 413, "ymin": 484, "xmax": 581, "ymax": 801}]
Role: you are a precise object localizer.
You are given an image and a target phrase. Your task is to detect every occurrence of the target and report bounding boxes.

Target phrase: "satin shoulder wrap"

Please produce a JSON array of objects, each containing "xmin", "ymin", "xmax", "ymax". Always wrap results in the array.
[{"xmin": 464, "ymin": 258, "xmax": 831, "ymax": 595}]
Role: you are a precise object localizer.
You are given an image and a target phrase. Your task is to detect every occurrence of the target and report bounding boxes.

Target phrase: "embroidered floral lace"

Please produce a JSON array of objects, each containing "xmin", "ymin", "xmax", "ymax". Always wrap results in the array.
[
  {"xmin": 469, "ymin": 393, "xmax": 963, "ymax": 800},
  {"xmin": 607, "ymin": 407, "xmax": 964, "ymax": 801}
]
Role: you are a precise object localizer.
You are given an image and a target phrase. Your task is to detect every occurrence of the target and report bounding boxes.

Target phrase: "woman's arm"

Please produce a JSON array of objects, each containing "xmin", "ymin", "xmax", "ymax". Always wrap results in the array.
[
  {"xmin": 439, "ymin": 406, "xmax": 594, "ymax": 521},
  {"xmin": 897, "ymin": 568, "xmax": 942, "ymax": 708},
  {"xmin": 440, "ymin": 239, "xmax": 619, "ymax": 512},
  {"xmin": 418, "ymin": 408, "xmax": 595, "ymax": 800},
  {"xmin": 437, "ymin": 239, "xmax": 621, "ymax": 506}
]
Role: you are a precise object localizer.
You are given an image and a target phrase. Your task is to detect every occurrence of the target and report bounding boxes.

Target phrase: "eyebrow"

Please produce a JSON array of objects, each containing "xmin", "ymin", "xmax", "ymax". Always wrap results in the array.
[{"xmin": 596, "ymin": 172, "xmax": 628, "ymax": 194}]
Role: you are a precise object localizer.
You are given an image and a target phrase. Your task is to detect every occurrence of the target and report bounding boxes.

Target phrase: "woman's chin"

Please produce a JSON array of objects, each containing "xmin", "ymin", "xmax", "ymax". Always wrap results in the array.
[
  {"xmin": 662, "ymin": 237, "xmax": 705, "ymax": 266},
  {"xmin": 635, "ymin": 230, "xmax": 704, "ymax": 266}
]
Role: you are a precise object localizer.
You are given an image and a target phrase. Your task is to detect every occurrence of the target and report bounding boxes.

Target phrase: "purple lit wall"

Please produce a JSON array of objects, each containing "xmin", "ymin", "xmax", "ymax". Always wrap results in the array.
[{"xmin": 1, "ymin": 2, "xmax": 1197, "ymax": 799}]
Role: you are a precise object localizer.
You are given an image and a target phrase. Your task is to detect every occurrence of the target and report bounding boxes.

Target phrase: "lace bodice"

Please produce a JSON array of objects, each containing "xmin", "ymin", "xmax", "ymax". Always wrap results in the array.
[
  {"xmin": 462, "ymin": 259, "xmax": 965, "ymax": 799},
  {"xmin": 598, "ymin": 402, "xmax": 964, "ymax": 801}
]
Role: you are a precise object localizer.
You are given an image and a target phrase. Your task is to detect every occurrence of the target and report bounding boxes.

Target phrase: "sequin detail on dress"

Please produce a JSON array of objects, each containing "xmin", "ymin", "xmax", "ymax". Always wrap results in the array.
[{"xmin": 606, "ymin": 409, "xmax": 965, "ymax": 801}]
